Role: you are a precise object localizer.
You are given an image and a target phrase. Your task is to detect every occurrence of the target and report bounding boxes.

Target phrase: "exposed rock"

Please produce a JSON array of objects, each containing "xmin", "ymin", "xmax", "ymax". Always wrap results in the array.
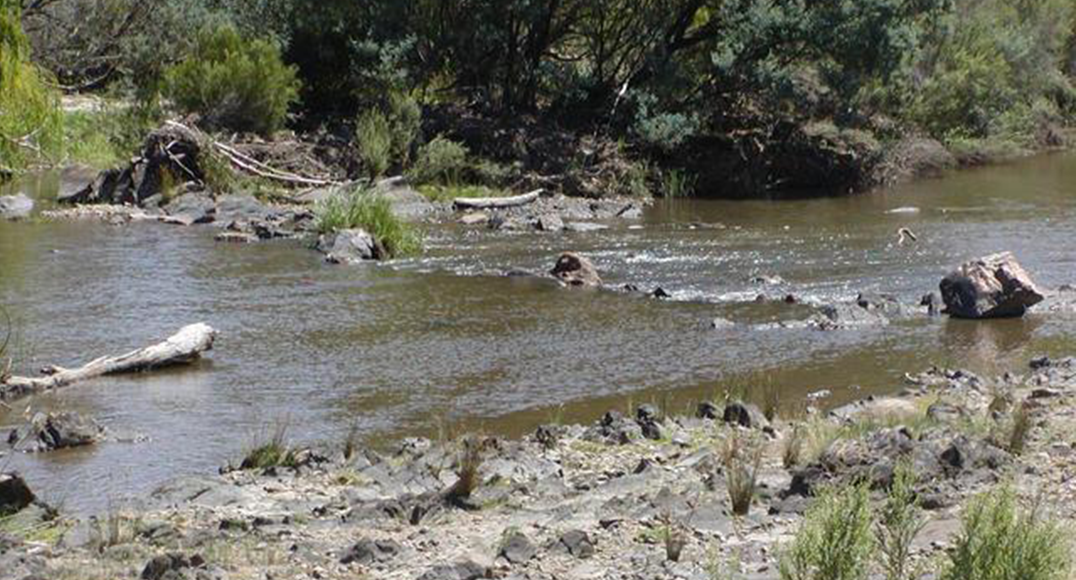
[
  {"xmin": 417, "ymin": 561, "xmax": 487, "ymax": 580},
  {"xmin": 830, "ymin": 397, "xmax": 919, "ymax": 425},
  {"xmin": 214, "ymin": 195, "xmax": 270, "ymax": 224},
  {"xmin": 564, "ymin": 222, "xmax": 609, "ymax": 233},
  {"xmin": 537, "ymin": 214, "xmax": 565, "ymax": 232},
  {"xmin": 0, "ymin": 193, "xmax": 33, "ymax": 220},
  {"xmin": 697, "ymin": 401, "xmax": 721, "ymax": 420},
  {"xmin": 855, "ymin": 292, "xmax": 906, "ymax": 316},
  {"xmin": 339, "ymin": 538, "xmax": 402, "ymax": 565},
  {"xmin": 164, "ymin": 193, "xmax": 216, "ymax": 226},
  {"xmin": 814, "ymin": 302, "xmax": 889, "ymax": 330},
  {"xmin": 214, "ymin": 231, "xmax": 257, "ymax": 243},
  {"xmin": 459, "ymin": 212, "xmax": 490, "ymax": 225},
  {"xmin": 374, "ymin": 177, "xmax": 436, "ymax": 222},
  {"xmin": 557, "ymin": 530, "xmax": 595, "ymax": 559},
  {"xmin": 499, "ymin": 531, "xmax": 536, "ymax": 564},
  {"xmin": 940, "ymin": 252, "xmax": 1044, "ymax": 318},
  {"xmin": 710, "ymin": 317, "xmax": 736, "ymax": 329},
  {"xmin": 320, "ymin": 229, "xmax": 382, "ymax": 263},
  {"xmin": 750, "ymin": 275, "xmax": 785, "ymax": 286},
  {"xmin": 63, "ymin": 124, "xmax": 206, "ymax": 207},
  {"xmin": 723, "ymin": 402, "xmax": 769, "ymax": 430},
  {"xmin": 0, "ymin": 473, "xmax": 35, "ymax": 514},
  {"xmin": 550, "ymin": 252, "xmax": 602, "ymax": 287},
  {"xmin": 141, "ymin": 553, "xmax": 205, "ymax": 580},
  {"xmin": 15, "ymin": 412, "xmax": 104, "ymax": 452},
  {"xmin": 921, "ymin": 292, "xmax": 944, "ymax": 316}
]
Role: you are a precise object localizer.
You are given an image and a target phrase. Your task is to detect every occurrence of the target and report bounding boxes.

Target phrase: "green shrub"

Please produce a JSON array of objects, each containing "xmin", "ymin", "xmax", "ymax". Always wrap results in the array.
[
  {"xmin": 409, "ymin": 136, "xmax": 469, "ymax": 185},
  {"xmin": 0, "ymin": 0, "xmax": 63, "ymax": 173},
  {"xmin": 314, "ymin": 186, "xmax": 421, "ymax": 258},
  {"xmin": 942, "ymin": 485, "xmax": 1070, "ymax": 580},
  {"xmin": 386, "ymin": 91, "xmax": 421, "ymax": 165},
  {"xmin": 876, "ymin": 462, "xmax": 924, "ymax": 580},
  {"xmin": 355, "ymin": 109, "xmax": 393, "ymax": 179},
  {"xmin": 779, "ymin": 482, "xmax": 875, "ymax": 580},
  {"xmin": 165, "ymin": 23, "xmax": 300, "ymax": 136}
]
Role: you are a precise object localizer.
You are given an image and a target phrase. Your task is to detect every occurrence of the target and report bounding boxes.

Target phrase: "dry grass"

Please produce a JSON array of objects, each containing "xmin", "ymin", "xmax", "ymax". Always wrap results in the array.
[{"xmin": 722, "ymin": 431, "xmax": 762, "ymax": 516}]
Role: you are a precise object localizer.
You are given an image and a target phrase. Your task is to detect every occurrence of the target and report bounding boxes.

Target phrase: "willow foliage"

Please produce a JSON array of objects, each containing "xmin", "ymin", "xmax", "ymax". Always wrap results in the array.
[{"xmin": 0, "ymin": 0, "xmax": 62, "ymax": 174}]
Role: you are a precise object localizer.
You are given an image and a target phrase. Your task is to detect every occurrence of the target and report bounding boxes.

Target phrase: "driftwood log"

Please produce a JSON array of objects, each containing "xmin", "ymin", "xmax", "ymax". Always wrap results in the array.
[
  {"xmin": 0, "ymin": 323, "xmax": 217, "ymax": 401},
  {"xmin": 454, "ymin": 189, "xmax": 542, "ymax": 210}
]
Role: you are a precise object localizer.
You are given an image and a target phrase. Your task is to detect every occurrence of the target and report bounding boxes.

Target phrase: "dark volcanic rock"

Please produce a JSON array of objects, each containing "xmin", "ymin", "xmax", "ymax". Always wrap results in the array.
[
  {"xmin": 140, "ymin": 553, "xmax": 205, "ymax": 580},
  {"xmin": 550, "ymin": 252, "xmax": 602, "ymax": 287},
  {"xmin": 940, "ymin": 252, "xmax": 1044, "ymax": 318},
  {"xmin": 557, "ymin": 530, "xmax": 595, "ymax": 559},
  {"xmin": 0, "ymin": 473, "xmax": 35, "ymax": 514},
  {"xmin": 339, "ymin": 538, "xmax": 402, "ymax": 565},
  {"xmin": 723, "ymin": 401, "xmax": 769, "ymax": 430}
]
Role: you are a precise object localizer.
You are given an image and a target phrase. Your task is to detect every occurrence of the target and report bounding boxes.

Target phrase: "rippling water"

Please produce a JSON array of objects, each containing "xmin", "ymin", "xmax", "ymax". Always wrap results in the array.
[{"xmin": 1, "ymin": 154, "xmax": 1075, "ymax": 513}]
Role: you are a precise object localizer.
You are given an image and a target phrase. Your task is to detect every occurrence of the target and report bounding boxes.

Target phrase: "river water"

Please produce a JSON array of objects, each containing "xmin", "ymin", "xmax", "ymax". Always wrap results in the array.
[{"xmin": 1, "ymin": 155, "xmax": 1075, "ymax": 514}]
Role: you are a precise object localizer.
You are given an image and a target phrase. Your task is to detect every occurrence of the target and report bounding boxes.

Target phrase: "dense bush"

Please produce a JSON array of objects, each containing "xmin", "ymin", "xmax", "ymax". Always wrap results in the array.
[
  {"xmin": 165, "ymin": 23, "xmax": 300, "ymax": 136},
  {"xmin": 942, "ymin": 485, "xmax": 1070, "ymax": 580},
  {"xmin": 408, "ymin": 136, "xmax": 470, "ymax": 186},
  {"xmin": 779, "ymin": 483, "xmax": 875, "ymax": 580},
  {"xmin": 0, "ymin": 0, "xmax": 62, "ymax": 173},
  {"xmin": 355, "ymin": 109, "xmax": 393, "ymax": 179}
]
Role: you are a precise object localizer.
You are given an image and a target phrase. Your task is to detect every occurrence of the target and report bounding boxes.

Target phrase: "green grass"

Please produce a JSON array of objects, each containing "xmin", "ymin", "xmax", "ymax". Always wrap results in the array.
[
  {"xmin": 941, "ymin": 485, "xmax": 1070, "ymax": 580},
  {"xmin": 240, "ymin": 422, "xmax": 300, "ymax": 470},
  {"xmin": 779, "ymin": 482, "xmax": 876, "ymax": 580},
  {"xmin": 314, "ymin": 186, "xmax": 422, "ymax": 258}
]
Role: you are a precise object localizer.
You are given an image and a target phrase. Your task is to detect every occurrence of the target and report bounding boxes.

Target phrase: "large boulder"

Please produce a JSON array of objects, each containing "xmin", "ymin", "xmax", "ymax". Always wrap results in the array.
[
  {"xmin": 940, "ymin": 252, "xmax": 1044, "ymax": 318},
  {"xmin": 319, "ymin": 229, "xmax": 383, "ymax": 263},
  {"xmin": 62, "ymin": 124, "xmax": 206, "ymax": 207},
  {"xmin": 0, "ymin": 193, "xmax": 33, "ymax": 220},
  {"xmin": 550, "ymin": 252, "xmax": 602, "ymax": 287},
  {"xmin": 0, "ymin": 473, "xmax": 35, "ymax": 514},
  {"xmin": 10, "ymin": 412, "xmax": 104, "ymax": 452}
]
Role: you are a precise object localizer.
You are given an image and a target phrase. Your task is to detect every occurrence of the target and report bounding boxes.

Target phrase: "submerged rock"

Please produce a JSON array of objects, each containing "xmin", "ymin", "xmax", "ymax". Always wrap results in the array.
[
  {"xmin": 814, "ymin": 302, "xmax": 889, "ymax": 330},
  {"xmin": 165, "ymin": 193, "xmax": 216, "ymax": 226},
  {"xmin": 550, "ymin": 252, "xmax": 602, "ymax": 287},
  {"xmin": 940, "ymin": 252, "xmax": 1044, "ymax": 318},
  {"xmin": 0, "ymin": 193, "xmax": 33, "ymax": 220}
]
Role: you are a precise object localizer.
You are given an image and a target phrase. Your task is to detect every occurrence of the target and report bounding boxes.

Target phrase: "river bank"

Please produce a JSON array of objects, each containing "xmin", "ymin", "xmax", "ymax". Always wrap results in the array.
[{"xmin": 3, "ymin": 355, "xmax": 1075, "ymax": 580}]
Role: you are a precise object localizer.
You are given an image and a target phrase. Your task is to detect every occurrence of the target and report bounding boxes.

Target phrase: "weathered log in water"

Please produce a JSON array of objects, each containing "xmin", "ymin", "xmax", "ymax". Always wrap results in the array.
[
  {"xmin": 453, "ymin": 189, "xmax": 541, "ymax": 210},
  {"xmin": 0, "ymin": 323, "xmax": 216, "ymax": 401}
]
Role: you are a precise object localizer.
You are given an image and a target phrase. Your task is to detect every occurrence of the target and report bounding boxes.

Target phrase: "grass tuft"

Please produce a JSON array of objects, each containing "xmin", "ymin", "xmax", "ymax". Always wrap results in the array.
[
  {"xmin": 1007, "ymin": 402, "xmax": 1032, "ymax": 455},
  {"xmin": 941, "ymin": 485, "xmax": 1070, "ymax": 580},
  {"xmin": 241, "ymin": 420, "xmax": 299, "ymax": 470},
  {"xmin": 722, "ymin": 431, "xmax": 762, "ymax": 516},
  {"xmin": 314, "ymin": 185, "xmax": 422, "ymax": 258},
  {"xmin": 779, "ymin": 481, "xmax": 875, "ymax": 580},
  {"xmin": 445, "ymin": 435, "xmax": 484, "ymax": 502}
]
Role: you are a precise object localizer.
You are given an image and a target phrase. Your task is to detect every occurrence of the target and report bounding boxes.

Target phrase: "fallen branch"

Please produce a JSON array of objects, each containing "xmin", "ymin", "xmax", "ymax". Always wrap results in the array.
[
  {"xmin": 0, "ymin": 323, "xmax": 217, "ymax": 401},
  {"xmin": 454, "ymin": 189, "xmax": 542, "ymax": 210},
  {"xmin": 163, "ymin": 120, "xmax": 340, "ymax": 188}
]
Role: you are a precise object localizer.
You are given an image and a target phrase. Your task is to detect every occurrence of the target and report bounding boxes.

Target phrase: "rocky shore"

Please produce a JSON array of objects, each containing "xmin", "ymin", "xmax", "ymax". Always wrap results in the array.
[{"xmin": 3, "ymin": 355, "xmax": 1075, "ymax": 580}]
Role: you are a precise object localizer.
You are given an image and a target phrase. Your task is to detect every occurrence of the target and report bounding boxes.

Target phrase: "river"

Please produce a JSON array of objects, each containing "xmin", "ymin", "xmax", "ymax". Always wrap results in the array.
[{"xmin": 1, "ymin": 154, "xmax": 1074, "ymax": 514}]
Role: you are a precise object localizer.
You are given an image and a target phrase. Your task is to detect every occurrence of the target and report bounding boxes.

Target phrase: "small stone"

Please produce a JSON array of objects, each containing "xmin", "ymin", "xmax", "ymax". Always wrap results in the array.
[
  {"xmin": 499, "ymin": 531, "xmax": 536, "ymax": 564},
  {"xmin": 459, "ymin": 212, "xmax": 489, "ymax": 225},
  {"xmin": 558, "ymin": 530, "xmax": 595, "ymax": 559},
  {"xmin": 339, "ymin": 538, "xmax": 402, "ymax": 565},
  {"xmin": 723, "ymin": 401, "xmax": 768, "ymax": 429}
]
